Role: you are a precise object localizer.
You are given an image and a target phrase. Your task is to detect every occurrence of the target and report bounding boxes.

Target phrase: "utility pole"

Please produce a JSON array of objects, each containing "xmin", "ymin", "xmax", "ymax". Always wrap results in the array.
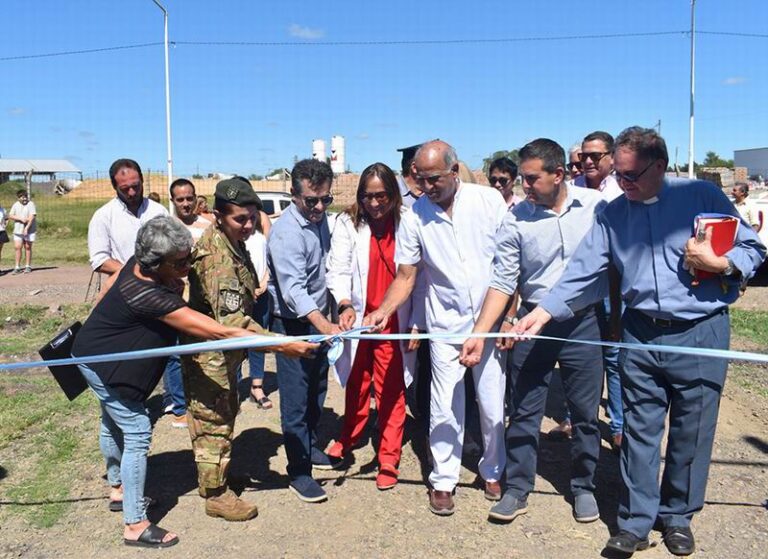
[{"xmin": 688, "ymin": 0, "xmax": 696, "ymax": 179}]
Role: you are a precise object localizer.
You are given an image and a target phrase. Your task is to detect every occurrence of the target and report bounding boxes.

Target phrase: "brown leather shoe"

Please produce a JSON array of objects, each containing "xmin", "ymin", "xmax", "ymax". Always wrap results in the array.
[
  {"xmin": 205, "ymin": 488, "xmax": 258, "ymax": 521},
  {"xmin": 428, "ymin": 489, "xmax": 455, "ymax": 516},
  {"xmin": 484, "ymin": 481, "xmax": 502, "ymax": 501}
]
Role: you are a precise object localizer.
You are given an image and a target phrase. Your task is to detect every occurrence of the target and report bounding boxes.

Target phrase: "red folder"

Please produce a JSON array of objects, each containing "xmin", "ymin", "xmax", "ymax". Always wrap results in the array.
[{"xmin": 691, "ymin": 213, "xmax": 738, "ymax": 285}]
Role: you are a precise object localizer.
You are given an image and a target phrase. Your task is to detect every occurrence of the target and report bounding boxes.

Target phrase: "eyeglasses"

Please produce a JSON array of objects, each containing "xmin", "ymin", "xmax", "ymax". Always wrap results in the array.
[
  {"xmin": 299, "ymin": 195, "xmax": 334, "ymax": 208},
  {"xmin": 614, "ymin": 159, "xmax": 657, "ymax": 184},
  {"xmin": 489, "ymin": 176, "xmax": 511, "ymax": 187},
  {"xmin": 360, "ymin": 192, "xmax": 390, "ymax": 202},
  {"xmin": 578, "ymin": 152, "xmax": 610, "ymax": 164},
  {"xmin": 165, "ymin": 254, "xmax": 193, "ymax": 270},
  {"xmin": 569, "ymin": 161, "xmax": 583, "ymax": 171},
  {"xmin": 414, "ymin": 169, "xmax": 453, "ymax": 187}
]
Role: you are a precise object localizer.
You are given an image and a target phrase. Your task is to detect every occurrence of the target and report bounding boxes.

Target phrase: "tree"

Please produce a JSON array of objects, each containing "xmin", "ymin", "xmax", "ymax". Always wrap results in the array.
[
  {"xmin": 248, "ymin": 173, "xmax": 264, "ymax": 181},
  {"xmin": 482, "ymin": 149, "xmax": 520, "ymax": 176},
  {"xmin": 702, "ymin": 151, "xmax": 733, "ymax": 168}
]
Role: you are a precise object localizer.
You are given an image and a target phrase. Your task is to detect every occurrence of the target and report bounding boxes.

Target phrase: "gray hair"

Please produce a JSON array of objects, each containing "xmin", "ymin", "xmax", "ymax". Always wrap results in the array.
[
  {"xmin": 568, "ymin": 143, "xmax": 582, "ymax": 156},
  {"xmin": 135, "ymin": 215, "xmax": 193, "ymax": 273}
]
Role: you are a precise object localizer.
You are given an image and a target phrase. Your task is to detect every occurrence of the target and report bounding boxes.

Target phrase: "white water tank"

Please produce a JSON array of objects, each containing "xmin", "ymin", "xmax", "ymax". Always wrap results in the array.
[
  {"xmin": 312, "ymin": 139, "xmax": 326, "ymax": 162},
  {"xmin": 330, "ymin": 135, "xmax": 346, "ymax": 174}
]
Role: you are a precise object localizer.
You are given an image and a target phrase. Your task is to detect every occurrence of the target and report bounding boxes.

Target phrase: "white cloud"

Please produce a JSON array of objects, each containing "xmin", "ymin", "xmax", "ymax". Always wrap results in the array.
[
  {"xmin": 723, "ymin": 76, "xmax": 746, "ymax": 86},
  {"xmin": 288, "ymin": 24, "xmax": 325, "ymax": 40},
  {"xmin": 8, "ymin": 107, "xmax": 25, "ymax": 116},
  {"xmin": 356, "ymin": 133, "xmax": 370, "ymax": 140}
]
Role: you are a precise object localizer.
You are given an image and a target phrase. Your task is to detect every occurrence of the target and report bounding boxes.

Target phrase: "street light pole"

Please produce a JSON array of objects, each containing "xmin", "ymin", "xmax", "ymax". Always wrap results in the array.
[
  {"xmin": 152, "ymin": 0, "xmax": 173, "ymax": 213},
  {"xmin": 688, "ymin": 0, "xmax": 696, "ymax": 179}
]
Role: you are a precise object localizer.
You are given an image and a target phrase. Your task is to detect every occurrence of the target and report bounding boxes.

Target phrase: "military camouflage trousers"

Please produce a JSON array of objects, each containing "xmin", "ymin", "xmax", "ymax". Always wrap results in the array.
[{"xmin": 181, "ymin": 349, "xmax": 244, "ymax": 497}]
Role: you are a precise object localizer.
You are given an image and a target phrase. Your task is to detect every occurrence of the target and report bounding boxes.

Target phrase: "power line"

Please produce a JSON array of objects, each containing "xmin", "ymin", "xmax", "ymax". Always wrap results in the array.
[
  {"xmin": 0, "ymin": 42, "xmax": 162, "ymax": 62},
  {"xmin": 1, "ymin": 29, "xmax": 766, "ymax": 62}
]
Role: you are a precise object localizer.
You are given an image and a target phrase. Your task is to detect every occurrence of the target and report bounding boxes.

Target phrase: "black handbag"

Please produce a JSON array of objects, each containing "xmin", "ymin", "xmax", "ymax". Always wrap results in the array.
[{"xmin": 38, "ymin": 322, "xmax": 87, "ymax": 401}]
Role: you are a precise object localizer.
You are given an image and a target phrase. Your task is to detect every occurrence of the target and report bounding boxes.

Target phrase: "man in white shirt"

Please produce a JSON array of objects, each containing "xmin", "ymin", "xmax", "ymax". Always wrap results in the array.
[
  {"xmin": 577, "ymin": 131, "xmax": 624, "ymax": 202},
  {"xmin": 170, "ymin": 178, "xmax": 211, "ymax": 241},
  {"xmin": 87, "ymin": 158, "xmax": 167, "ymax": 277},
  {"xmin": 364, "ymin": 140, "xmax": 508, "ymax": 516},
  {"xmin": 732, "ymin": 182, "xmax": 760, "ymax": 231}
]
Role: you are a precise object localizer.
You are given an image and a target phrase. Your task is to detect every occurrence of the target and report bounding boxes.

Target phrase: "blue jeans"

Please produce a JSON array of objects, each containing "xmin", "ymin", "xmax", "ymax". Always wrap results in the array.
[
  {"xmin": 597, "ymin": 298, "xmax": 624, "ymax": 435},
  {"xmin": 272, "ymin": 316, "xmax": 328, "ymax": 480},
  {"xmin": 246, "ymin": 295, "xmax": 271, "ymax": 383},
  {"xmin": 78, "ymin": 362, "xmax": 152, "ymax": 524},
  {"xmin": 162, "ymin": 352, "xmax": 186, "ymax": 415}
]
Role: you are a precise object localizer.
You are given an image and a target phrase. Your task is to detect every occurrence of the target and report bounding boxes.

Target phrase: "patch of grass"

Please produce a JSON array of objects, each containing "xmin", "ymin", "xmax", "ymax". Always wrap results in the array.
[
  {"xmin": 0, "ymin": 304, "xmax": 91, "ymax": 355},
  {"xmin": 0, "ymin": 302, "xmax": 100, "ymax": 528},
  {"xmin": 730, "ymin": 308, "xmax": 768, "ymax": 348}
]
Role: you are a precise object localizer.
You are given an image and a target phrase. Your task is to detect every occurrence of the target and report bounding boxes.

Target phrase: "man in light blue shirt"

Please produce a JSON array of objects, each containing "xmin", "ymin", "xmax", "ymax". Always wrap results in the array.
[
  {"xmin": 515, "ymin": 127, "xmax": 765, "ymax": 556},
  {"xmin": 267, "ymin": 158, "xmax": 343, "ymax": 504},
  {"xmin": 460, "ymin": 138, "xmax": 607, "ymax": 526}
]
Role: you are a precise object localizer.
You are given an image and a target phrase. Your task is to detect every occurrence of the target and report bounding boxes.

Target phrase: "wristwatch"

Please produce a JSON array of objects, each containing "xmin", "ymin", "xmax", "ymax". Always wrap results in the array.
[
  {"xmin": 721, "ymin": 257, "xmax": 735, "ymax": 277},
  {"xmin": 502, "ymin": 315, "xmax": 516, "ymax": 325}
]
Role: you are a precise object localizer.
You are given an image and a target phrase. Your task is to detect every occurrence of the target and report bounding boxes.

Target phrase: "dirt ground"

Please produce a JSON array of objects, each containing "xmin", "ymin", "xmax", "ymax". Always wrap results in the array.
[{"xmin": 1, "ymin": 266, "xmax": 767, "ymax": 558}]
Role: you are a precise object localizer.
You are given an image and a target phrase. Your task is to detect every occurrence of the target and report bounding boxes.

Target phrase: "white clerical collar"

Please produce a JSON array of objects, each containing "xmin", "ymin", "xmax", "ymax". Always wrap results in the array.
[{"xmin": 642, "ymin": 196, "xmax": 659, "ymax": 205}]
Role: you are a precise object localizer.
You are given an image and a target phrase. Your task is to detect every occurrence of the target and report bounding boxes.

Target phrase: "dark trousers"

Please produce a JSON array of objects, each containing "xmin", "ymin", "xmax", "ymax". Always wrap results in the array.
[
  {"xmin": 618, "ymin": 308, "xmax": 729, "ymax": 537},
  {"xmin": 505, "ymin": 307, "xmax": 603, "ymax": 499},
  {"xmin": 272, "ymin": 316, "xmax": 329, "ymax": 481}
]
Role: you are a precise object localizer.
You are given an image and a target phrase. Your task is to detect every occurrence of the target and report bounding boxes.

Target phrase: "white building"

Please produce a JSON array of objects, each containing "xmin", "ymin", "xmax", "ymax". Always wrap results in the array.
[{"xmin": 734, "ymin": 147, "xmax": 768, "ymax": 179}]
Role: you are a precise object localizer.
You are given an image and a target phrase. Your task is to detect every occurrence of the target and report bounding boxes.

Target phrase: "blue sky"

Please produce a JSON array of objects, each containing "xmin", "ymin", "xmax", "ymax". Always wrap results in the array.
[{"xmin": 1, "ymin": 0, "xmax": 766, "ymax": 178}]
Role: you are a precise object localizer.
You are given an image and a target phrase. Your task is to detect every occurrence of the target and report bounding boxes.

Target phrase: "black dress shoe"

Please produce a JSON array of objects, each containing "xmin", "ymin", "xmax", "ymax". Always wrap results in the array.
[
  {"xmin": 663, "ymin": 526, "xmax": 695, "ymax": 556},
  {"xmin": 606, "ymin": 530, "xmax": 650, "ymax": 553}
]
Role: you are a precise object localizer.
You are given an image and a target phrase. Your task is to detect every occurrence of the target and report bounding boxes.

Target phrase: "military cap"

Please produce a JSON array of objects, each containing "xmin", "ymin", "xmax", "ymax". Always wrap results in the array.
[{"xmin": 214, "ymin": 177, "xmax": 262, "ymax": 207}]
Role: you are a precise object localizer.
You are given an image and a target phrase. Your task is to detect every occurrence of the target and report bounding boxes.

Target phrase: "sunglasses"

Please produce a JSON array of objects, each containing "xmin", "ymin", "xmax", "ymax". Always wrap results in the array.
[
  {"xmin": 165, "ymin": 254, "xmax": 193, "ymax": 270},
  {"xmin": 360, "ymin": 192, "xmax": 390, "ymax": 202},
  {"xmin": 578, "ymin": 152, "xmax": 610, "ymax": 164},
  {"xmin": 569, "ymin": 161, "xmax": 583, "ymax": 171},
  {"xmin": 489, "ymin": 176, "xmax": 511, "ymax": 187},
  {"xmin": 299, "ymin": 195, "xmax": 334, "ymax": 208},
  {"xmin": 614, "ymin": 159, "xmax": 657, "ymax": 184}
]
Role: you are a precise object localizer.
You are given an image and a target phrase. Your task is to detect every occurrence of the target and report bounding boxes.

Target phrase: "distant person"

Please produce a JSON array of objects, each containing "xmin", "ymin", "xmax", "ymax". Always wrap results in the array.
[
  {"xmin": 364, "ymin": 141, "xmax": 508, "ymax": 516},
  {"xmin": 87, "ymin": 158, "xmax": 168, "ymax": 279},
  {"xmin": 171, "ymin": 179, "xmax": 211, "ymax": 242},
  {"xmin": 568, "ymin": 143, "xmax": 583, "ymax": 182},
  {"xmin": 147, "ymin": 192, "xmax": 161, "ymax": 204},
  {"xmin": 396, "ymin": 142, "xmax": 426, "ymax": 209},
  {"xmin": 195, "ymin": 195, "xmax": 215, "ymax": 223},
  {"xmin": 487, "ymin": 156, "xmax": 521, "ymax": 208},
  {"xmin": 8, "ymin": 189, "xmax": 37, "ymax": 274},
  {"xmin": 0, "ymin": 202, "xmax": 8, "ymax": 272},
  {"xmin": 732, "ymin": 182, "xmax": 760, "ymax": 231}
]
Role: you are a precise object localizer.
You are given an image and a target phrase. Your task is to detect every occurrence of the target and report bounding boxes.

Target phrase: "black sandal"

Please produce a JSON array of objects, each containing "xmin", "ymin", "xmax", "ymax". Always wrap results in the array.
[
  {"xmin": 109, "ymin": 496, "xmax": 157, "ymax": 512},
  {"xmin": 124, "ymin": 523, "xmax": 179, "ymax": 548},
  {"xmin": 249, "ymin": 387, "xmax": 273, "ymax": 409}
]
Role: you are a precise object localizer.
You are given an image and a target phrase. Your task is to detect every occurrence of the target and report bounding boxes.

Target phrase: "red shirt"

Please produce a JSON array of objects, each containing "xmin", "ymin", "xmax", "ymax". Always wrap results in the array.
[{"xmin": 365, "ymin": 216, "xmax": 398, "ymax": 333}]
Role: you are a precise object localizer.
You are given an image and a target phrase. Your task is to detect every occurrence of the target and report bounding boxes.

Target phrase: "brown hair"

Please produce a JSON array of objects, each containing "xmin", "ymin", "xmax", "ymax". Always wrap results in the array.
[{"xmin": 346, "ymin": 162, "xmax": 402, "ymax": 229}]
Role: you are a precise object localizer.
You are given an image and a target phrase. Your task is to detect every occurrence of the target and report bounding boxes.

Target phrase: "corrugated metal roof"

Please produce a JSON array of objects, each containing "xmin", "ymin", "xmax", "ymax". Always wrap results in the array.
[{"xmin": 0, "ymin": 159, "xmax": 81, "ymax": 173}]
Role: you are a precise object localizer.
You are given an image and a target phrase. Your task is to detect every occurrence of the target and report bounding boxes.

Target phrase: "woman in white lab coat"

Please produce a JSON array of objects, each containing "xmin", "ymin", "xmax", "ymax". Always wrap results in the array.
[{"xmin": 326, "ymin": 162, "xmax": 424, "ymax": 490}]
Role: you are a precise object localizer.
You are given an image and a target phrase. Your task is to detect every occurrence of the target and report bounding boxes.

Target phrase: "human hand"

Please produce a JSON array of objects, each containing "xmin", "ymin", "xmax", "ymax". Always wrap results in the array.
[
  {"xmin": 496, "ymin": 320, "xmax": 517, "ymax": 350},
  {"xmin": 459, "ymin": 337, "xmax": 485, "ymax": 368},
  {"xmin": 339, "ymin": 307, "xmax": 356, "ymax": 330},
  {"xmin": 405, "ymin": 326, "xmax": 421, "ymax": 352},
  {"xmin": 512, "ymin": 307, "xmax": 552, "ymax": 342},
  {"xmin": 362, "ymin": 309, "xmax": 389, "ymax": 333},
  {"xmin": 684, "ymin": 228, "xmax": 728, "ymax": 273},
  {"xmin": 279, "ymin": 340, "xmax": 320, "ymax": 358}
]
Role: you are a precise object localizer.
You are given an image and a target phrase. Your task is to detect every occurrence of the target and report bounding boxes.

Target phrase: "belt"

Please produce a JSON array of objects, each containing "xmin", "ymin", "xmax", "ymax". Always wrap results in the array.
[{"xmin": 630, "ymin": 307, "xmax": 727, "ymax": 329}]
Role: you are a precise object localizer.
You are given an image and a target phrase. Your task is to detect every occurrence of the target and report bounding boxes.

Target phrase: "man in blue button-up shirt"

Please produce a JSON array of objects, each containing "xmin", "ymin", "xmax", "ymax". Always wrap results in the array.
[
  {"xmin": 267, "ymin": 158, "xmax": 343, "ymax": 504},
  {"xmin": 514, "ymin": 127, "xmax": 766, "ymax": 556}
]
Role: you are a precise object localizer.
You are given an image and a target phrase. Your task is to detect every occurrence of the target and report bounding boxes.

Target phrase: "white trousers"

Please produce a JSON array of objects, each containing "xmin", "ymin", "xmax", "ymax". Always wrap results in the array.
[{"xmin": 428, "ymin": 339, "xmax": 506, "ymax": 491}]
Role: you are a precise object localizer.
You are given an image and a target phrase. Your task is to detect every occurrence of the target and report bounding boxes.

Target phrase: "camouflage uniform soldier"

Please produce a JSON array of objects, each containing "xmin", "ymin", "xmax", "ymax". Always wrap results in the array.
[{"xmin": 181, "ymin": 178, "xmax": 268, "ymax": 521}]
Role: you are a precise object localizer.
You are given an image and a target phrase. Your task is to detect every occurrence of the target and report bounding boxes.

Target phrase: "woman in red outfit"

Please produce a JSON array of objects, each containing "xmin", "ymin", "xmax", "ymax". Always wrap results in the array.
[{"xmin": 326, "ymin": 162, "xmax": 424, "ymax": 490}]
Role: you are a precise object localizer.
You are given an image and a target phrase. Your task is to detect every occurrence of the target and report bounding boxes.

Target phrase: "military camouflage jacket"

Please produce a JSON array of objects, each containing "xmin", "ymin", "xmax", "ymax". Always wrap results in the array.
[{"xmin": 186, "ymin": 225, "xmax": 265, "ymax": 338}]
